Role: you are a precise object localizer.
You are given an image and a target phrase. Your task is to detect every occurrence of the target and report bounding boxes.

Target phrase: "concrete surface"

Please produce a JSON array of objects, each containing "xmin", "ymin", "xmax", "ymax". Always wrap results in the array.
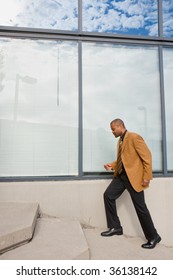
[
  {"xmin": 83, "ymin": 228, "xmax": 173, "ymax": 260},
  {"xmin": 1, "ymin": 178, "xmax": 173, "ymax": 247},
  {"xmin": 0, "ymin": 202, "xmax": 39, "ymax": 253},
  {"xmin": 0, "ymin": 200, "xmax": 172, "ymax": 260},
  {"xmin": 0, "ymin": 215, "xmax": 172, "ymax": 260},
  {"xmin": 0, "ymin": 217, "xmax": 89, "ymax": 260}
]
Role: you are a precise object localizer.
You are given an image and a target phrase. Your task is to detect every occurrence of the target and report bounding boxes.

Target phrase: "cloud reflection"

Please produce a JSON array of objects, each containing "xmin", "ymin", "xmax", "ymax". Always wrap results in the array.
[
  {"xmin": 83, "ymin": 0, "xmax": 158, "ymax": 36},
  {"xmin": 163, "ymin": 0, "xmax": 173, "ymax": 37},
  {"xmin": 0, "ymin": 0, "xmax": 172, "ymax": 37},
  {"xmin": 0, "ymin": 0, "xmax": 78, "ymax": 31}
]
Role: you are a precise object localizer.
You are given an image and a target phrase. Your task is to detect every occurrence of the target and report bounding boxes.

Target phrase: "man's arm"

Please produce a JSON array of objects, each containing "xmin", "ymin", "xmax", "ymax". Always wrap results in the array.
[{"xmin": 134, "ymin": 135, "xmax": 153, "ymax": 181}]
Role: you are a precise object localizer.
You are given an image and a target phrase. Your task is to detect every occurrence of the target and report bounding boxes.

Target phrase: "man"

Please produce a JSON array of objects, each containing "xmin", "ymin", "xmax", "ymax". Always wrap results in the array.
[{"xmin": 101, "ymin": 118, "xmax": 161, "ymax": 249}]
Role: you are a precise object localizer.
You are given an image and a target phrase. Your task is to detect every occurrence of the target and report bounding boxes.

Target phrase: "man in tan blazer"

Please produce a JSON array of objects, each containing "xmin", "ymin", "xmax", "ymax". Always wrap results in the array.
[{"xmin": 101, "ymin": 118, "xmax": 161, "ymax": 249}]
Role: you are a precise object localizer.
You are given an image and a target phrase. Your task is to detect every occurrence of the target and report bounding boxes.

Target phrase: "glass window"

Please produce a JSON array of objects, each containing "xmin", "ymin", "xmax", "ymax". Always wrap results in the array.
[
  {"xmin": 0, "ymin": 38, "xmax": 78, "ymax": 177},
  {"xmin": 163, "ymin": 48, "xmax": 173, "ymax": 171},
  {"xmin": 163, "ymin": 0, "xmax": 173, "ymax": 37},
  {"xmin": 82, "ymin": 43, "xmax": 162, "ymax": 174},
  {"xmin": 0, "ymin": 0, "xmax": 78, "ymax": 31},
  {"xmin": 82, "ymin": 0, "xmax": 158, "ymax": 36}
]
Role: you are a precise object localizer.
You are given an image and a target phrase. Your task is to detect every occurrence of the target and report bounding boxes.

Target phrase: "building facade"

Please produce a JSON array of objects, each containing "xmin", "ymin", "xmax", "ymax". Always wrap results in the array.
[
  {"xmin": 0, "ymin": 0, "xmax": 173, "ymax": 181},
  {"xmin": 1, "ymin": 0, "xmax": 173, "ymax": 246}
]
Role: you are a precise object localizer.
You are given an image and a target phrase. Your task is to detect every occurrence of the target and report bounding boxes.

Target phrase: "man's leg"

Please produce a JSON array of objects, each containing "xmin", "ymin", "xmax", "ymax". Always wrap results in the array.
[
  {"xmin": 130, "ymin": 190, "xmax": 161, "ymax": 248},
  {"xmin": 101, "ymin": 177, "xmax": 125, "ymax": 236},
  {"xmin": 130, "ymin": 190, "xmax": 158, "ymax": 240},
  {"xmin": 122, "ymin": 173, "xmax": 161, "ymax": 248}
]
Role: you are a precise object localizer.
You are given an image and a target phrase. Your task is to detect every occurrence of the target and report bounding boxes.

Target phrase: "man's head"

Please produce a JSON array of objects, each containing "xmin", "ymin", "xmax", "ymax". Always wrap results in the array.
[{"xmin": 110, "ymin": 118, "xmax": 126, "ymax": 138}]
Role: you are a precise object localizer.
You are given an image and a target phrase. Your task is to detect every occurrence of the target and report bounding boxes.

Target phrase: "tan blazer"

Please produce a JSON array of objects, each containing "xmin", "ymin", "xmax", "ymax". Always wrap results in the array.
[{"xmin": 111, "ymin": 131, "xmax": 153, "ymax": 192}]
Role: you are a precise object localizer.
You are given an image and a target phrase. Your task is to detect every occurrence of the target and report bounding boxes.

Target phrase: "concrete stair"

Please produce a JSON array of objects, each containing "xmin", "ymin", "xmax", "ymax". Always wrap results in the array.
[
  {"xmin": 0, "ymin": 202, "xmax": 89, "ymax": 260},
  {"xmin": 0, "ymin": 202, "xmax": 39, "ymax": 254},
  {"xmin": 1, "ymin": 202, "xmax": 172, "ymax": 260}
]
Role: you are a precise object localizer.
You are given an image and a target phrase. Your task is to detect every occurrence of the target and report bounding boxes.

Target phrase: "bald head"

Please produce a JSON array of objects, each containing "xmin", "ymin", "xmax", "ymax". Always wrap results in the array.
[
  {"xmin": 110, "ymin": 118, "xmax": 125, "ymax": 128},
  {"xmin": 110, "ymin": 118, "xmax": 126, "ymax": 138}
]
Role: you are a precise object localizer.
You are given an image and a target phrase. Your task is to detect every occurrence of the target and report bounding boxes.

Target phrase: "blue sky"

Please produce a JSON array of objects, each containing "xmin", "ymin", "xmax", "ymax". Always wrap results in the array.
[
  {"xmin": 0, "ymin": 0, "xmax": 172, "ymax": 37},
  {"xmin": 83, "ymin": 0, "xmax": 158, "ymax": 36}
]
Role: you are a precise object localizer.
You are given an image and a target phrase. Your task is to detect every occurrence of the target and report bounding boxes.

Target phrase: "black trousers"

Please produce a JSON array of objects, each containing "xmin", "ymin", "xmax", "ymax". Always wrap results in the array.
[{"xmin": 103, "ymin": 172, "xmax": 158, "ymax": 241}]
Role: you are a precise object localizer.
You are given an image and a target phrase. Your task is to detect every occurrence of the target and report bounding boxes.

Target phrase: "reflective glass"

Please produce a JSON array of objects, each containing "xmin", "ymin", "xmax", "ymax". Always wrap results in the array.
[
  {"xmin": 83, "ymin": 0, "xmax": 158, "ymax": 36},
  {"xmin": 83, "ymin": 43, "xmax": 162, "ymax": 173},
  {"xmin": 0, "ymin": 0, "xmax": 78, "ymax": 31},
  {"xmin": 163, "ymin": 0, "xmax": 173, "ymax": 37},
  {"xmin": 163, "ymin": 48, "xmax": 173, "ymax": 171},
  {"xmin": 0, "ymin": 38, "xmax": 78, "ymax": 176}
]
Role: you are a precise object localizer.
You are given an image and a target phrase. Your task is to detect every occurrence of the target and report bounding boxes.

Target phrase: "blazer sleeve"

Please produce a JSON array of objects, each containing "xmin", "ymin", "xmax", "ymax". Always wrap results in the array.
[
  {"xmin": 111, "ymin": 160, "xmax": 117, "ymax": 171},
  {"xmin": 111, "ymin": 140, "xmax": 120, "ymax": 171},
  {"xmin": 133, "ymin": 135, "xmax": 153, "ymax": 180}
]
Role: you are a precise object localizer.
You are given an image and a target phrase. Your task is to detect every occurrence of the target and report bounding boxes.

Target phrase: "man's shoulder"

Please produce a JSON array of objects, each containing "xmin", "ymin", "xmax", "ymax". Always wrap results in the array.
[
  {"xmin": 127, "ymin": 132, "xmax": 147, "ymax": 146},
  {"xmin": 126, "ymin": 131, "xmax": 141, "ymax": 139}
]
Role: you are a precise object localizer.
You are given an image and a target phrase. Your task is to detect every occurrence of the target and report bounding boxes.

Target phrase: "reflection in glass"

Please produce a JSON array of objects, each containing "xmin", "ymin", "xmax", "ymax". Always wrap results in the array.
[
  {"xmin": 163, "ymin": 0, "xmax": 173, "ymax": 37},
  {"xmin": 82, "ymin": 43, "xmax": 162, "ymax": 173},
  {"xmin": 0, "ymin": 0, "xmax": 78, "ymax": 31},
  {"xmin": 14, "ymin": 74, "xmax": 37, "ymax": 121},
  {"xmin": 163, "ymin": 48, "xmax": 173, "ymax": 171},
  {"xmin": 0, "ymin": 38, "xmax": 78, "ymax": 177},
  {"xmin": 83, "ymin": 0, "xmax": 158, "ymax": 36}
]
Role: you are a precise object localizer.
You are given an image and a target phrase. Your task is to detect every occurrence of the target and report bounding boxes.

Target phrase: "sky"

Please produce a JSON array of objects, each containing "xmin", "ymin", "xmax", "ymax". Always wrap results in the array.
[
  {"xmin": 0, "ymin": 0, "xmax": 172, "ymax": 37},
  {"xmin": 83, "ymin": 0, "xmax": 158, "ymax": 36},
  {"xmin": 0, "ymin": 0, "xmax": 78, "ymax": 30}
]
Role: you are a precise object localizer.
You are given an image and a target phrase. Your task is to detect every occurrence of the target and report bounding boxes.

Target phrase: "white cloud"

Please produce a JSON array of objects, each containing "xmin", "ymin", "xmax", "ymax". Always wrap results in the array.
[
  {"xmin": 121, "ymin": 14, "xmax": 144, "ymax": 29},
  {"xmin": 1, "ymin": 0, "xmax": 172, "ymax": 37},
  {"xmin": 0, "ymin": 0, "xmax": 78, "ymax": 30},
  {"xmin": 83, "ymin": 0, "xmax": 158, "ymax": 36},
  {"xmin": 163, "ymin": 0, "xmax": 173, "ymax": 36}
]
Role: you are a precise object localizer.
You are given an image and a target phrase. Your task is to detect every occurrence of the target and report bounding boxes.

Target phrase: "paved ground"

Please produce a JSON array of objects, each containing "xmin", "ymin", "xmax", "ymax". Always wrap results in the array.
[
  {"xmin": 0, "ymin": 218, "xmax": 89, "ymax": 260},
  {"xmin": 0, "ymin": 201, "xmax": 172, "ymax": 260},
  {"xmin": 83, "ymin": 228, "xmax": 173, "ymax": 260},
  {"xmin": 1, "ymin": 225, "xmax": 172, "ymax": 260}
]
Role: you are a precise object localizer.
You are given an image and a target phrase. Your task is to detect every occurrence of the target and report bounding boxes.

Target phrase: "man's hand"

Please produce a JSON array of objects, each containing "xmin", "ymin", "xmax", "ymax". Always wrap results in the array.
[
  {"xmin": 142, "ymin": 179, "xmax": 150, "ymax": 187},
  {"xmin": 104, "ymin": 163, "xmax": 113, "ymax": 170}
]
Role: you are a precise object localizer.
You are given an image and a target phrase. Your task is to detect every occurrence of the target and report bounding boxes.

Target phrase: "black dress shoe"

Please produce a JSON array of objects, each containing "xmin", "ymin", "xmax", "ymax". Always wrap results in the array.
[
  {"xmin": 141, "ymin": 235, "xmax": 161, "ymax": 249},
  {"xmin": 101, "ymin": 227, "xmax": 123, "ymax": 237}
]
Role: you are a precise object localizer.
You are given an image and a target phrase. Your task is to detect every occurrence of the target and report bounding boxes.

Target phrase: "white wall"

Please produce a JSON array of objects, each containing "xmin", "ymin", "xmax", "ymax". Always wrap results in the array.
[{"xmin": 0, "ymin": 177, "xmax": 172, "ymax": 246}]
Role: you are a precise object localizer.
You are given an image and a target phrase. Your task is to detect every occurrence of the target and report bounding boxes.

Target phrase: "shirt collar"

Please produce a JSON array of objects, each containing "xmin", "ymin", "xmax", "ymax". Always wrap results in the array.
[{"xmin": 121, "ymin": 130, "xmax": 127, "ymax": 141}]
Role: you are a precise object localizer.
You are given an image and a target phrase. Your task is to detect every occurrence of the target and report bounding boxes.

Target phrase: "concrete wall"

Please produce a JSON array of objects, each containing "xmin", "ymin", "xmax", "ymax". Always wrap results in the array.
[{"xmin": 0, "ymin": 177, "xmax": 172, "ymax": 246}]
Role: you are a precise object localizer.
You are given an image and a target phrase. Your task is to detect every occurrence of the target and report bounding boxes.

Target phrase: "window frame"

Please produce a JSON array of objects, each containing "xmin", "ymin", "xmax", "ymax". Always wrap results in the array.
[{"xmin": 0, "ymin": 0, "xmax": 173, "ymax": 182}]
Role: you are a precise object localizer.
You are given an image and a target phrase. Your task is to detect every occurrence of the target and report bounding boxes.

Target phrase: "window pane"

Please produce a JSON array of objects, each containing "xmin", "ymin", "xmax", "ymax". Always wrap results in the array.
[
  {"xmin": 0, "ymin": 38, "xmax": 78, "ymax": 177},
  {"xmin": 163, "ymin": 0, "xmax": 173, "ymax": 37},
  {"xmin": 83, "ymin": 0, "xmax": 158, "ymax": 36},
  {"xmin": 163, "ymin": 48, "xmax": 173, "ymax": 171},
  {"xmin": 0, "ymin": 0, "xmax": 78, "ymax": 31},
  {"xmin": 83, "ymin": 43, "xmax": 162, "ymax": 173}
]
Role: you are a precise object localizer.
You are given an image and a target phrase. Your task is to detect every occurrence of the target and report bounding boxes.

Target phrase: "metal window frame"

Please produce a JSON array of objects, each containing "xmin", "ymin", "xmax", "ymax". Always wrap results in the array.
[{"xmin": 0, "ymin": 0, "xmax": 173, "ymax": 182}]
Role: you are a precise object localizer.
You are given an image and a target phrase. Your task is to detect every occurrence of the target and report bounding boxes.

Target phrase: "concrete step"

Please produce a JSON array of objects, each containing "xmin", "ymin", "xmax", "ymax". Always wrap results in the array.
[
  {"xmin": 0, "ymin": 217, "xmax": 89, "ymax": 260},
  {"xmin": 83, "ymin": 228, "xmax": 173, "ymax": 260},
  {"xmin": 0, "ymin": 202, "xmax": 39, "ymax": 254}
]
